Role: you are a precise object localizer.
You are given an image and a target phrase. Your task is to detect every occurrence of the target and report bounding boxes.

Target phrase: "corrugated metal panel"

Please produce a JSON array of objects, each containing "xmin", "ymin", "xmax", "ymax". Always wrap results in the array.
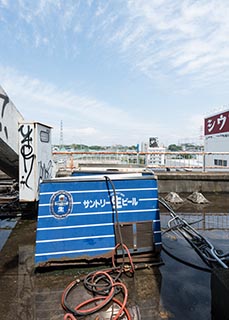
[{"xmin": 35, "ymin": 174, "xmax": 161, "ymax": 266}]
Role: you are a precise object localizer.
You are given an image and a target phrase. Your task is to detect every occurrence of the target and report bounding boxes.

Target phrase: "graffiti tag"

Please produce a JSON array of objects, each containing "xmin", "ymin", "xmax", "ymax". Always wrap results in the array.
[
  {"xmin": 0, "ymin": 93, "xmax": 9, "ymax": 139},
  {"xmin": 19, "ymin": 124, "xmax": 35, "ymax": 189},
  {"xmin": 38, "ymin": 160, "xmax": 53, "ymax": 181}
]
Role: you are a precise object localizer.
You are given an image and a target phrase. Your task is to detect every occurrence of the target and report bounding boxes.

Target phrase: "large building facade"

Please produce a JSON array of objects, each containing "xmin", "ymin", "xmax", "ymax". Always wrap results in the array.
[{"xmin": 204, "ymin": 110, "xmax": 229, "ymax": 168}]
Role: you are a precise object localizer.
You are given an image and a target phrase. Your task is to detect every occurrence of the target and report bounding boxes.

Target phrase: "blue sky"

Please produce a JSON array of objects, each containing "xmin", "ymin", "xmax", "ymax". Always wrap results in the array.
[{"xmin": 1, "ymin": 0, "xmax": 229, "ymax": 147}]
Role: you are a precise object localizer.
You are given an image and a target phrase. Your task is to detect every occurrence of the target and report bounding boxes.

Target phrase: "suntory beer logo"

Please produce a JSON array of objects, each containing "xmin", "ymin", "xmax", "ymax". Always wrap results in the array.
[{"xmin": 50, "ymin": 190, "xmax": 73, "ymax": 219}]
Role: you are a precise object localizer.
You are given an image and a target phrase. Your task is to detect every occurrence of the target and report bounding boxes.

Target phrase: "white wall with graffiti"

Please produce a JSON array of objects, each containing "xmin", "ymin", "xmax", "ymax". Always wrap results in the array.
[{"xmin": 19, "ymin": 122, "xmax": 55, "ymax": 202}]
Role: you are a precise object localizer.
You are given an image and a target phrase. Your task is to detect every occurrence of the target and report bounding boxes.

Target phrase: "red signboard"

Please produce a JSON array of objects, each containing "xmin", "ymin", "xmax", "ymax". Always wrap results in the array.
[{"xmin": 204, "ymin": 110, "xmax": 229, "ymax": 136}]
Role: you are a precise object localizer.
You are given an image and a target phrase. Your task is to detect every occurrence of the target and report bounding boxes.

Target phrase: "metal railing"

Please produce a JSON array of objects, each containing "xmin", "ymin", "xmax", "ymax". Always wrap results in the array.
[
  {"xmin": 161, "ymin": 212, "xmax": 229, "ymax": 231},
  {"xmin": 52, "ymin": 151, "xmax": 229, "ymax": 172}
]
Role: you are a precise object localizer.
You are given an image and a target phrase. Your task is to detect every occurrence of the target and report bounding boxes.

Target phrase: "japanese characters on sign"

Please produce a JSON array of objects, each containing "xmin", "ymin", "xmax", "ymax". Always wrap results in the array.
[
  {"xmin": 50, "ymin": 190, "xmax": 139, "ymax": 219},
  {"xmin": 83, "ymin": 192, "xmax": 139, "ymax": 209},
  {"xmin": 204, "ymin": 111, "xmax": 229, "ymax": 136}
]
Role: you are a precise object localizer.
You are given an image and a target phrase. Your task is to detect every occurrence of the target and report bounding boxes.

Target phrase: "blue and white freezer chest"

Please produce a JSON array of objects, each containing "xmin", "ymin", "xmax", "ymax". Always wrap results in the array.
[{"xmin": 35, "ymin": 173, "xmax": 162, "ymax": 266}]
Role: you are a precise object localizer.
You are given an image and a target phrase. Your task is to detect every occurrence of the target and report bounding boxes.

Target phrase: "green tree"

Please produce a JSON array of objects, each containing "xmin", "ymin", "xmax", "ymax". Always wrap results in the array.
[{"xmin": 168, "ymin": 144, "xmax": 182, "ymax": 151}]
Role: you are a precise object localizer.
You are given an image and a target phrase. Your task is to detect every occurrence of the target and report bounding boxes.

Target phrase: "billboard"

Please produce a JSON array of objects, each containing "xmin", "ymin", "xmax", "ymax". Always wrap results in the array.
[
  {"xmin": 149, "ymin": 137, "xmax": 159, "ymax": 148},
  {"xmin": 204, "ymin": 110, "xmax": 229, "ymax": 136}
]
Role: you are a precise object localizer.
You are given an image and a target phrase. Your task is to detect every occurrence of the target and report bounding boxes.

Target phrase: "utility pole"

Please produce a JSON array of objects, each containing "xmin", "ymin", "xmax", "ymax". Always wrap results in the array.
[{"xmin": 59, "ymin": 120, "xmax": 64, "ymax": 150}]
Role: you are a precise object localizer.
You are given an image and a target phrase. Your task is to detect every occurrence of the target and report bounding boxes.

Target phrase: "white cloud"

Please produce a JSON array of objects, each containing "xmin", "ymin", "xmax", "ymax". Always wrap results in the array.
[
  {"xmin": 97, "ymin": 0, "xmax": 229, "ymax": 89},
  {"xmin": 4, "ymin": 0, "xmax": 229, "ymax": 89},
  {"xmin": 0, "ymin": 65, "xmax": 207, "ymax": 146},
  {"xmin": 0, "ymin": 0, "xmax": 8, "ymax": 7},
  {"xmin": 1, "ymin": 1, "xmax": 226, "ymax": 146},
  {"xmin": 0, "ymin": 66, "xmax": 166, "ymax": 145}
]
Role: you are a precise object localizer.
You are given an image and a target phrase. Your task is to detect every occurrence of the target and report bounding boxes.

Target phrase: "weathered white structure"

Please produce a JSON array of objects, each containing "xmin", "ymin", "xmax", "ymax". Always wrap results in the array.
[
  {"xmin": 0, "ymin": 86, "xmax": 24, "ymax": 178},
  {"xmin": 0, "ymin": 85, "xmax": 54, "ymax": 202},
  {"xmin": 204, "ymin": 110, "xmax": 229, "ymax": 168},
  {"xmin": 18, "ymin": 122, "xmax": 54, "ymax": 202}
]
